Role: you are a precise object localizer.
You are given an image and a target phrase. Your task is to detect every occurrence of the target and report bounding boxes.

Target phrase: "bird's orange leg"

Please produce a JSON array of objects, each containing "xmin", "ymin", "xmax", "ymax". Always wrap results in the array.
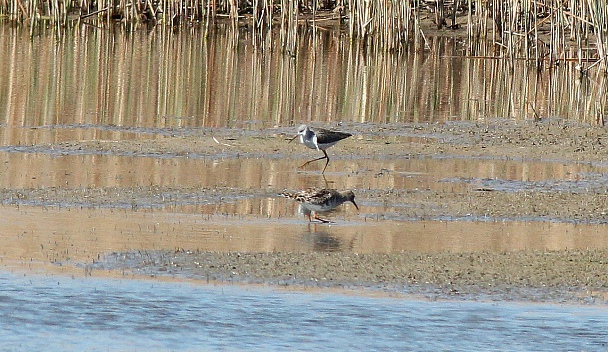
[{"xmin": 313, "ymin": 213, "xmax": 333, "ymax": 223}]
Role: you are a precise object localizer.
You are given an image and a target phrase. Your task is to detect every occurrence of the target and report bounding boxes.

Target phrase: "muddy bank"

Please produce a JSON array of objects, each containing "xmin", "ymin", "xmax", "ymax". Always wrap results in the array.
[
  {"xmin": 93, "ymin": 249, "xmax": 608, "ymax": 303},
  {"xmin": 35, "ymin": 119, "xmax": 608, "ymax": 163}
]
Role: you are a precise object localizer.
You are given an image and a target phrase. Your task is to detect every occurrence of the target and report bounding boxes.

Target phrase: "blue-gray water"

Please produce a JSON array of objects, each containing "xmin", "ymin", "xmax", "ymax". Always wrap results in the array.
[{"xmin": 1, "ymin": 273, "xmax": 607, "ymax": 351}]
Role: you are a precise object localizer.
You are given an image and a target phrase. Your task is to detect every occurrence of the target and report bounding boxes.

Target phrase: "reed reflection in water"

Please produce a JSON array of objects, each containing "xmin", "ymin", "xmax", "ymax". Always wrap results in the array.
[{"xmin": 1, "ymin": 24, "xmax": 607, "ymax": 131}]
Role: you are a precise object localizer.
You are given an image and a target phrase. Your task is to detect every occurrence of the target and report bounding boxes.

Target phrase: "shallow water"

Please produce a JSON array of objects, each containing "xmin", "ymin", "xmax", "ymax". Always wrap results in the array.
[
  {"xmin": 2, "ymin": 205, "xmax": 608, "ymax": 272},
  {"xmin": 1, "ymin": 272, "xmax": 607, "ymax": 351},
  {"xmin": 0, "ymin": 147, "xmax": 598, "ymax": 190}
]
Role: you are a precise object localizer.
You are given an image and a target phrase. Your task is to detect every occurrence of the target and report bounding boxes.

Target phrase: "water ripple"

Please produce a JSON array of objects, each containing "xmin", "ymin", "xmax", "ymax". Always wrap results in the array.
[{"xmin": 1, "ymin": 272, "xmax": 607, "ymax": 351}]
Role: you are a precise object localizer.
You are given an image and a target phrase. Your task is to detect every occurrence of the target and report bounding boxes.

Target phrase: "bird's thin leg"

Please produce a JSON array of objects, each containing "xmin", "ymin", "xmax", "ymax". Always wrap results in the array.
[
  {"xmin": 299, "ymin": 152, "xmax": 328, "ymax": 168},
  {"xmin": 308, "ymin": 222, "xmax": 319, "ymax": 231},
  {"xmin": 321, "ymin": 150, "xmax": 330, "ymax": 173}
]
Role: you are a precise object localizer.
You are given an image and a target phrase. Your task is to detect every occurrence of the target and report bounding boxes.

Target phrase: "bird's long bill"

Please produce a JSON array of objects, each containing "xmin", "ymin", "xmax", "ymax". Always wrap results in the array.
[
  {"xmin": 288, "ymin": 134, "xmax": 299, "ymax": 143},
  {"xmin": 351, "ymin": 200, "xmax": 359, "ymax": 210}
]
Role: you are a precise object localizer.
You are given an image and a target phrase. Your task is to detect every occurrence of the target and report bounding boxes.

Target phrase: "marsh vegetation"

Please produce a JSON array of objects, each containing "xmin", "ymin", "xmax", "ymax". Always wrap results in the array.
[{"xmin": 1, "ymin": 1, "xmax": 607, "ymax": 73}]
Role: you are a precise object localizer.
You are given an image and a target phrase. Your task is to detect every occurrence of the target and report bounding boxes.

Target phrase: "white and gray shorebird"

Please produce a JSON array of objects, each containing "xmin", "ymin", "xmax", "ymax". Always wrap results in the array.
[
  {"xmin": 280, "ymin": 188, "xmax": 359, "ymax": 222},
  {"xmin": 289, "ymin": 124, "xmax": 352, "ymax": 173}
]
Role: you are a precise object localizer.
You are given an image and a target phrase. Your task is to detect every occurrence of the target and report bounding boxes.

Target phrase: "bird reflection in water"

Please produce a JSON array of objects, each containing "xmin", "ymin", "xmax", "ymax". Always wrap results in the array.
[{"xmin": 300, "ymin": 227, "xmax": 356, "ymax": 252}]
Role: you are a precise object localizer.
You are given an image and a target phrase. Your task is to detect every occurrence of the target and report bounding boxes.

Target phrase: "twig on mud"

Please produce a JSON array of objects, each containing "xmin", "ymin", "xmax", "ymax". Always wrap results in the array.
[{"xmin": 213, "ymin": 136, "xmax": 233, "ymax": 147}]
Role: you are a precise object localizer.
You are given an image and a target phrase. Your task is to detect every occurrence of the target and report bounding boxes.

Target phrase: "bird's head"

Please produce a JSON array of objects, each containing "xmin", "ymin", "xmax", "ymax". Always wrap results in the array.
[
  {"xmin": 343, "ymin": 190, "xmax": 359, "ymax": 210},
  {"xmin": 288, "ymin": 124, "xmax": 308, "ymax": 143}
]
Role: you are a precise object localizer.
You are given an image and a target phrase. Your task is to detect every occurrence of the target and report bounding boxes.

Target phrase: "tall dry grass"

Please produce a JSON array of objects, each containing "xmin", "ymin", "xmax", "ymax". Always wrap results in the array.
[{"xmin": 0, "ymin": 0, "xmax": 607, "ymax": 72}]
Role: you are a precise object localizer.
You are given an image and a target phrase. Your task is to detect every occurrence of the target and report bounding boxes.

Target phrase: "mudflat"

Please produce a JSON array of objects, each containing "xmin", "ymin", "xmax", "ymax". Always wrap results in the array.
[{"xmin": 7, "ymin": 119, "xmax": 608, "ymax": 303}]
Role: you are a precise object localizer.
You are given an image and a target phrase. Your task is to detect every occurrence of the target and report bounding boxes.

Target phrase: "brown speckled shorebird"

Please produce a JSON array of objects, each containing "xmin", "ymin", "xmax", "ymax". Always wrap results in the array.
[
  {"xmin": 280, "ymin": 188, "xmax": 359, "ymax": 223},
  {"xmin": 289, "ymin": 125, "xmax": 352, "ymax": 173}
]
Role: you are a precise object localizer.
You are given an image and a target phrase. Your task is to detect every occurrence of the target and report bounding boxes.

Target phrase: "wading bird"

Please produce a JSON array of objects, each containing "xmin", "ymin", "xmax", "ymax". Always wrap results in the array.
[
  {"xmin": 280, "ymin": 188, "xmax": 359, "ymax": 223},
  {"xmin": 289, "ymin": 125, "xmax": 352, "ymax": 173}
]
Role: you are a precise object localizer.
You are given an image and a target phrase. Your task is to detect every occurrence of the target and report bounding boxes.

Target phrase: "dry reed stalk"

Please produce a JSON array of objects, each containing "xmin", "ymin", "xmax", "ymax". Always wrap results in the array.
[
  {"xmin": 347, "ymin": 0, "xmax": 353, "ymax": 38},
  {"xmin": 253, "ymin": 0, "xmax": 259, "ymax": 26},
  {"xmin": 266, "ymin": 0, "xmax": 273, "ymax": 35},
  {"xmin": 586, "ymin": 0, "xmax": 608, "ymax": 72},
  {"xmin": 532, "ymin": 0, "xmax": 539, "ymax": 68},
  {"xmin": 227, "ymin": 0, "xmax": 237, "ymax": 21},
  {"xmin": 279, "ymin": 0, "xmax": 286, "ymax": 45},
  {"xmin": 280, "ymin": 0, "xmax": 297, "ymax": 55}
]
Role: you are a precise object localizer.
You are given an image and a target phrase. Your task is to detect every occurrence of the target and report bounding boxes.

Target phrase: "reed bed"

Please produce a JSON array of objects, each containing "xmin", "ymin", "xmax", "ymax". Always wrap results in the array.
[{"xmin": 0, "ymin": 0, "xmax": 607, "ymax": 72}]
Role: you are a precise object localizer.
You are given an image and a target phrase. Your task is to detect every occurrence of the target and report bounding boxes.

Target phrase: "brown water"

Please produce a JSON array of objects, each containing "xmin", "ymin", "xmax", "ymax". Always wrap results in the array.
[
  {"xmin": 4, "ymin": 206, "xmax": 608, "ymax": 265},
  {"xmin": 0, "ymin": 149, "xmax": 592, "ymax": 189},
  {"xmin": 1, "ymin": 24, "xmax": 607, "ymax": 127}
]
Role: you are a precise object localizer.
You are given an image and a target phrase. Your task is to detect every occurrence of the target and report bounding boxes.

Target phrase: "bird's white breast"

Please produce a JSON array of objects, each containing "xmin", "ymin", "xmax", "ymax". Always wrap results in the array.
[{"xmin": 301, "ymin": 131, "xmax": 320, "ymax": 150}]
